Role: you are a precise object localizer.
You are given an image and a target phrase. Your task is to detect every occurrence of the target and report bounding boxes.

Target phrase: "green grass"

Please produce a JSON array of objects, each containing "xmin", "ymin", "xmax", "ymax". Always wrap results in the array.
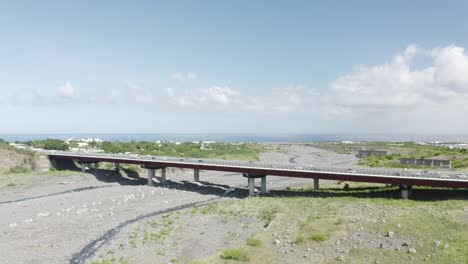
[
  {"xmin": 221, "ymin": 247, "xmax": 248, "ymax": 261},
  {"xmin": 293, "ymin": 234, "xmax": 305, "ymax": 244},
  {"xmin": 190, "ymin": 184, "xmax": 467, "ymax": 264},
  {"xmin": 247, "ymin": 237, "xmax": 262, "ymax": 247},
  {"xmin": 309, "ymin": 233, "xmax": 328, "ymax": 242},
  {"xmin": 5, "ymin": 166, "xmax": 31, "ymax": 174},
  {"xmin": 100, "ymin": 141, "xmax": 268, "ymax": 161}
]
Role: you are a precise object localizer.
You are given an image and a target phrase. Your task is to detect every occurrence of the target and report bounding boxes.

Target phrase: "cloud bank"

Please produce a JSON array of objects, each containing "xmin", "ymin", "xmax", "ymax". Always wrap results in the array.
[{"xmin": 7, "ymin": 44, "xmax": 468, "ymax": 132}]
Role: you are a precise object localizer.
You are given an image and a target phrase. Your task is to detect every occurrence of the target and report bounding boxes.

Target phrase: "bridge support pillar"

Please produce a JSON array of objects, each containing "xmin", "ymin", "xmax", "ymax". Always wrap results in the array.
[
  {"xmin": 400, "ymin": 184, "xmax": 412, "ymax": 199},
  {"xmin": 81, "ymin": 164, "xmax": 86, "ymax": 172},
  {"xmin": 114, "ymin": 162, "xmax": 120, "ymax": 171},
  {"xmin": 161, "ymin": 168, "xmax": 167, "ymax": 184},
  {"xmin": 243, "ymin": 173, "xmax": 267, "ymax": 196},
  {"xmin": 248, "ymin": 177, "xmax": 255, "ymax": 196},
  {"xmin": 261, "ymin": 176, "xmax": 267, "ymax": 194},
  {"xmin": 194, "ymin": 169, "xmax": 200, "ymax": 182},
  {"xmin": 142, "ymin": 166, "xmax": 168, "ymax": 184},
  {"xmin": 94, "ymin": 162, "xmax": 99, "ymax": 171},
  {"xmin": 147, "ymin": 169, "xmax": 155, "ymax": 186},
  {"xmin": 314, "ymin": 178, "xmax": 319, "ymax": 190}
]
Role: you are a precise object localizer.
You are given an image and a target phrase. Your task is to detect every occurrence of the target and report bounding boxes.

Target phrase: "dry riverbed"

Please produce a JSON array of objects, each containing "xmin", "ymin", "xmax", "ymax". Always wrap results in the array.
[{"xmin": 0, "ymin": 144, "xmax": 466, "ymax": 264}]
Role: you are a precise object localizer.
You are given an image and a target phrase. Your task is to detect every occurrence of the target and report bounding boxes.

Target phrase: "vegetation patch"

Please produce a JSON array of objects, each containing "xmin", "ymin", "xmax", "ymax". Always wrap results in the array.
[
  {"xmin": 5, "ymin": 166, "xmax": 31, "ymax": 174},
  {"xmin": 221, "ymin": 247, "xmax": 248, "ymax": 261},
  {"xmin": 100, "ymin": 141, "xmax": 267, "ymax": 160},
  {"xmin": 247, "ymin": 237, "xmax": 262, "ymax": 247}
]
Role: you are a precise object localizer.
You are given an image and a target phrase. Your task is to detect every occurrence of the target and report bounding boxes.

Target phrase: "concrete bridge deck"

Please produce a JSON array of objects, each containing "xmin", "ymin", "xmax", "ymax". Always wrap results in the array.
[{"xmin": 47, "ymin": 151, "xmax": 468, "ymax": 199}]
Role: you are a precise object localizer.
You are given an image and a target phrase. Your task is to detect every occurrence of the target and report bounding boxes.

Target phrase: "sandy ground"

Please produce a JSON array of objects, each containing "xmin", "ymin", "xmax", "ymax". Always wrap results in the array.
[{"xmin": 0, "ymin": 144, "xmax": 375, "ymax": 264}]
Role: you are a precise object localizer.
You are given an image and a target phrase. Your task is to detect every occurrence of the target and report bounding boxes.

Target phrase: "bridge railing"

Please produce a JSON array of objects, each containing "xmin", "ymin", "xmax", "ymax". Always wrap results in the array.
[{"xmin": 46, "ymin": 151, "xmax": 466, "ymax": 181}]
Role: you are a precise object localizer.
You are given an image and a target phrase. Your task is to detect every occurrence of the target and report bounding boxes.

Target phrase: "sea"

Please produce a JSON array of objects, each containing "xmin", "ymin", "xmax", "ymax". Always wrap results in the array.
[{"xmin": 1, "ymin": 133, "xmax": 468, "ymax": 143}]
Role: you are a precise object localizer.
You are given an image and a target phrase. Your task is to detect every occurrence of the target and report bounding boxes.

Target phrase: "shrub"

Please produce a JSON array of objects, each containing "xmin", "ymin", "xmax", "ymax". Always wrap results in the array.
[
  {"xmin": 247, "ymin": 237, "xmax": 262, "ymax": 247},
  {"xmin": 309, "ymin": 233, "xmax": 328, "ymax": 242},
  {"xmin": 294, "ymin": 234, "xmax": 305, "ymax": 244},
  {"xmin": 221, "ymin": 247, "xmax": 248, "ymax": 261}
]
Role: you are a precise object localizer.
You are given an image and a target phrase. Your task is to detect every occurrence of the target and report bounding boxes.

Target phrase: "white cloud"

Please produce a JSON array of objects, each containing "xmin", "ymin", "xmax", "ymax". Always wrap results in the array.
[
  {"xmin": 166, "ymin": 86, "xmax": 239, "ymax": 106},
  {"xmin": 127, "ymin": 83, "xmax": 154, "ymax": 103},
  {"xmin": 57, "ymin": 82, "xmax": 74, "ymax": 99},
  {"xmin": 187, "ymin": 72, "xmax": 198, "ymax": 80},
  {"xmin": 170, "ymin": 72, "xmax": 198, "ymax": 81},
  {"xmin": 326, "ymin": 45, "xmax": 468, "ymax": 112},
  {"xmin": 166, "ymin": 84, "xmax": 320, "ymax": 114}
]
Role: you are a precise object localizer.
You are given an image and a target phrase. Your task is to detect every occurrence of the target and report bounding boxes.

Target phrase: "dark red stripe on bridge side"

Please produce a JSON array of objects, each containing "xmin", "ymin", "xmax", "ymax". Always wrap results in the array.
[{"xmin": 48, "ymin": 155, "xmax": 468, "ymax": 189}]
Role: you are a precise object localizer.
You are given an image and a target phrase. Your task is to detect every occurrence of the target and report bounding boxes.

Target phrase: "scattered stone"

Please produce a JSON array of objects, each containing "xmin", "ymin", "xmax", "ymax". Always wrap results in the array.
[
  {"xmin": 274, "ymin": 239, "xmax": 281, "ymax": 245},
  {"xmin": 307, "ymin": 248, "xmax": 311, "ymax": 252},
  {"xmin": 9, "ymin": 222, "xmax": 18, "ymax": 228},
  {"xmin": 444, "ymin": 244, "xmax": 449, "ymax": 249},
  {"xmin": 402, "ymin": 242, "xmax": 410, "ymax": 247},
  {"xmin": 408, "ymin": 248, "xmax": 417, "ymax": 254},
  {"xmin": 434, "ymin": 240, "xmax": 441, "ymax": 246},
  {"xmin": 397, "ymin": 223, "xmax": 401, "ymax": 228},
  {"xmin": 337, "ymin": 255, "xmax": 345, "ymax": 261},
  {"xmin": 386, "ymin": 231, "xmax": 394, "ymax": 238},
  {"xmin": 76, "ymin": 209, "xmax": 88, "ymax": 215},
  {"xmin": 37, "ymin": 212, "xmax": 51, "ymax": 217},
  {"xmin": 379, "ymin": 243, "xmax": 384, "ymax": 248},
  {"xmin": 24, "ymin": 219, "xmax": 33, "ymax": 223}
]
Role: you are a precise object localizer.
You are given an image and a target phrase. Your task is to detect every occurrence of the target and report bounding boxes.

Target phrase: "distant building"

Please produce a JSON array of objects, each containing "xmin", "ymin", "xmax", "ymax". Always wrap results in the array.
[
  {"xmin": 399, "ymin": 158, "xmax": 452, "ymax": 168},
  {"xmin": 357, "ymin": 150, "xmax": 388, "ymax": 158}
]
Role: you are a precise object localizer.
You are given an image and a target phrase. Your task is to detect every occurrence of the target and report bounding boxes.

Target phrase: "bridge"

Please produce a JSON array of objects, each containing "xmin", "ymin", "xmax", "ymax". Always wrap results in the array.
[{"xmin": 46, "ymin": 151, "xmax": 468, "ymax": 199}]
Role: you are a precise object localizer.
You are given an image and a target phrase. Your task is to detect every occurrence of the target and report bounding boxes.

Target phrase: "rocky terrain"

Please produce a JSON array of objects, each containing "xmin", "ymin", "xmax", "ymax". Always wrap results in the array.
[{"xmin": 0, "ymin": 144, "xmax": 466, "ymax": 264}]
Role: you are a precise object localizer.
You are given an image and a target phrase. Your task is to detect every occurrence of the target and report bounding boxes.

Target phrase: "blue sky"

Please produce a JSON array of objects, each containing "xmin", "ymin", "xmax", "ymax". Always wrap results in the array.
[{"xmin": 1, "ymin": 1, "xmax": 468, "ymax": 134}]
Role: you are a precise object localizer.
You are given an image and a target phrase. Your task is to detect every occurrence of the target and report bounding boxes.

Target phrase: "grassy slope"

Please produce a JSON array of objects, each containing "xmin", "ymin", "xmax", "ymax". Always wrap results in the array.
[
  {"xmin": 188, "ymin": 184, "xmax": 467, "ymax": 264},
  {"xmin": 0, "ymin": 170, "xmax": 83, "ymax": 189}
]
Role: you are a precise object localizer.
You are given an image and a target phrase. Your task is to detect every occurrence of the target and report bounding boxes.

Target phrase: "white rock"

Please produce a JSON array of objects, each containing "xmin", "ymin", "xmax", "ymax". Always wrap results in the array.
[
  {"xmin": 24, "ymin": 219, "xmax": 33, "ymax": 223},
  {"xmin": 408, "ymin": 248, "xmax": 416, "ymax": 254},
  {"xmin": 9, "ymin": 222, "xmax": 18, "ymax": 228},
  {"xmin": 76, "ymin": 208, "xmax": 88, "ymax": 215},
  {"xmin": 37, "ymin": 212, "xmax": 51, "ymax": 217},
  {"xmin": 274, "ymin": 239, "xmax": 281, "ymax": 245}
]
